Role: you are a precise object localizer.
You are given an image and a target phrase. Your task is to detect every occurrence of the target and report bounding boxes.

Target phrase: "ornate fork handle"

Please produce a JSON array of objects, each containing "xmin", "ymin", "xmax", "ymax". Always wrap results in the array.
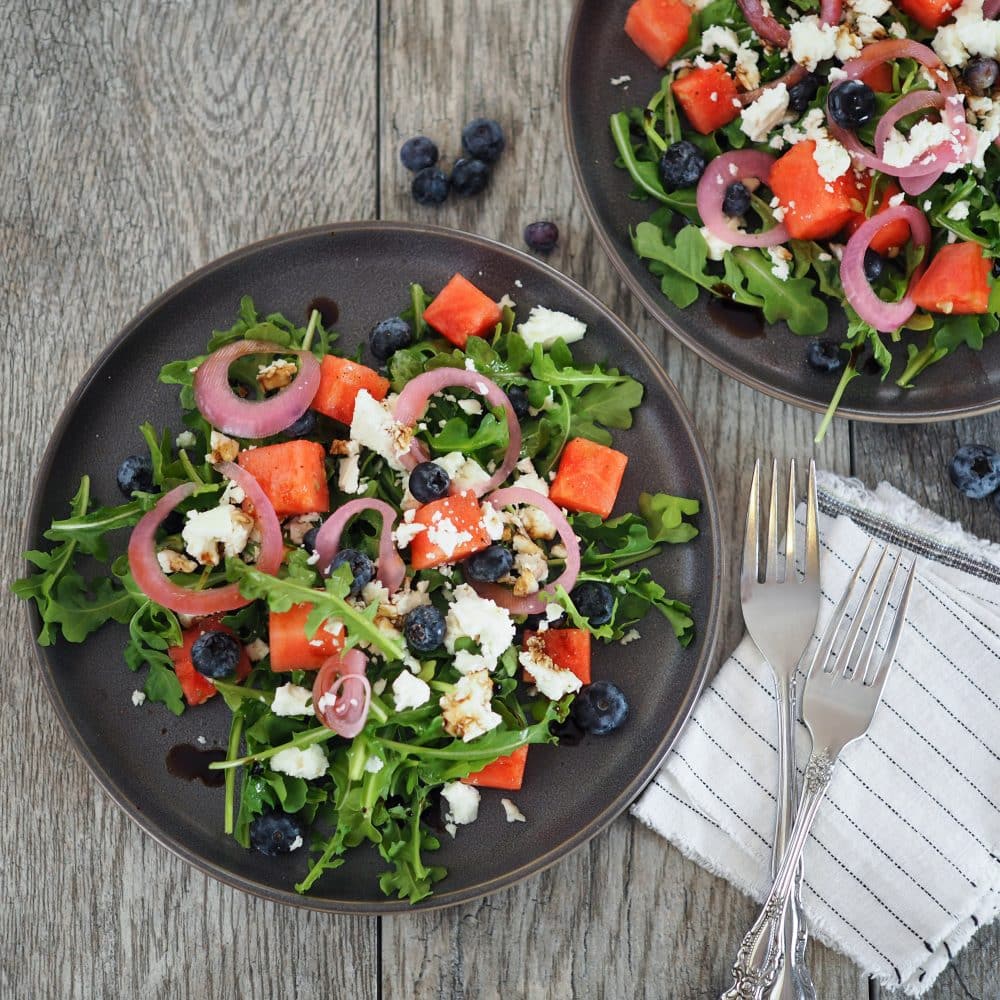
[{"xmin": 720, "ymin": 751, "xmax": 835, "ymax": 1000}]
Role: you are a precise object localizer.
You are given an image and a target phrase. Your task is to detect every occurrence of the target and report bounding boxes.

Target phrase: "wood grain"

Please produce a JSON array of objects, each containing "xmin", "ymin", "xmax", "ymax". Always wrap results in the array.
[{"xmin": 0, "ymin": 2, "xmax": 378, "ymax": 998}]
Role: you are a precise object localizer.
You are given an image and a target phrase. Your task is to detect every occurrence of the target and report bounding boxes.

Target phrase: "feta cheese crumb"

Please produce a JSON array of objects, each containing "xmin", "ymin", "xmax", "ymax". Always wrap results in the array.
[
  {"xmin": 432, "ymin": 451, "xmax": 490, "ymax": 494},
  {"xmin": 131, "ymin": 690, "xmax": 146, "ymax": 707},
  {"xmin": 947, "ymin": 200, "xmax": 971, "ymax": 220},
  {"xmin": 440, "ymin": 670, "xmax": 502, "ymax": 741},
  {"xmin": 501, "ymin": 798, "xmax": 527, "ymax": 823},
  {"xmin": 621, "ymin": 628, "xmax": 642, "ymax": 645},
  {"xmin": 182, "ymin": 504, "xmax": 254, "ymax": 566},
  {"xmin": 812, "ymin": 136, "xmax": 851, "ymax": 182},
  {"xmin": 888, "ymin": 20, "xmax": 907, "ymax": 38},
  {"xmin": 767, "ymin": 246, "xmax": 792, "ymax": 282},
  {"xmin": 519, "ymin": 635, "xmax": 583, "ymax": 700},
  {"xmin": 289, "ymin": 835, "xmax": 304, "ymax": 851},
  {"xmin": 271, "ymin": 683, "xmax": 312, "ymax": 717},
  {"xmin": 516, "ymin": 306, "xmax": 587, "ymax": 349},
  {"xmin": 444, "ymin": 584, "xmax": 516, "ymax": 673},
  {"xmin": 393, "ymin": 520, "xmax": 427, "ymax": 548},
  {"xmin": 513, "ymin": 457, "xmax": 550, "ymax": 497},
  {"xmin": 881, "ymin": 119, "xmax": 953, "ymax": 169},
  {"xmin": 175, "ymin": 430, "xmax": 197, "ymax": 450},
  {"xmin": 789, "ymin": 17, "xmax": 838, "ymax": 69},
  {"xmin": 157, "ymin": 549, "xmax": 198, "ymax": 574},
  {"xmin": 425, "ymin": 516, "xmax": 473, "ymax": 559},
  {"xmin": 205, "ymin": 429, "xmax": 240, "ymax": 464},
  {"xmin": 392, "ymin": 669, "xmax": 432, "ymax": 711},
  {"xmin": 610, "ymin": 74, "xmax": 631, "ymax": 86},
  {"xmin": 740, "ymin": 84, "xmax": 790, "ymax": 143},
  {"xmin": 270, "ymin": 744, "xmax": 329, "ymax": 779},
  {"xmin": 245, "ymin": 638, "xmax": 269, "ymax": 662},
  {"xmin": 364, "ymin": 755, "xmax": 384, "ymax": 774},
  {"xmin": 337, "ymin": 440, "xmax": 362, "ymax": 494},
  {"xmin": 888, "ymin": 192, "xmax": 906, "ymax": 207},
  {"xmin": 350, "ymin": 390, "xmax": 413, "ymax": 470},
  {"xmin": 700, "ymin": 226, "xmax": 735, "ymax": 261},
  {"xmin": 441, "ymin": 781, "xmax": 480, "ymax": 830}
]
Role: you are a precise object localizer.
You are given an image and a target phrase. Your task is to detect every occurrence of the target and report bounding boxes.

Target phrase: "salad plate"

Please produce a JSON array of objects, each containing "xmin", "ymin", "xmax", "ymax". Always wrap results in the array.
[
  {"xmin": 563, "ymin": 0, "xmax": 1000, "ymax": 426},
  {"xmin": 21, "ymin": 221, "xmax": 723, "ymax": 912}
]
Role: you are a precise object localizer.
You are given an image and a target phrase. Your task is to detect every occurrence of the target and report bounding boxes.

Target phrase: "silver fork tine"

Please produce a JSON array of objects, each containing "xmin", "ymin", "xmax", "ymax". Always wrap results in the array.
[
  {"xmin": 836, "ymin": 546, "xmax": 890, "ymax": 678},
  {"xmin": 784, "ymin": 459, "xmax": 797, "ymax": 583},
  {"xmin": 856, "ymin": 555, "xmax": 903, "ymax": 685},
  {"xmin": 866, "ymin": 559, "xmax": 917, "ymax": 693},
  {"xmin": 765, "ymin": 458, "xmax": 780, "ymax": 583},
  {"xmin": 742, "ymin": 460, "xmax": 761, "ymax": 589},
  {"xmin": 804, "ymin": 460, "xmax": 819, "ymax": 583},
  {"xmin": 809, "ymin": 541, "xmax": 872, "ymax": 678}
]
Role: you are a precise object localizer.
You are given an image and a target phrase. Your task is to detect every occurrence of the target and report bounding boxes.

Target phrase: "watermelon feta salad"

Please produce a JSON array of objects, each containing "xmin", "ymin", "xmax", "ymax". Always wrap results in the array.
[
  {"xmin": 14, "ymin": 277, "xmax": 699, "ymax": 902},
  {"xmin": 615, "ymin": 0, "xmax": 1000, "ymax": 437}
]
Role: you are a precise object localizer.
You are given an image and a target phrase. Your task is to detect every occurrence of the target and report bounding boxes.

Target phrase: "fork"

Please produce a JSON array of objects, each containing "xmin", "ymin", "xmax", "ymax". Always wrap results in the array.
[
  {"xmin": 721, "ymin": 546, "xmax": 917, "ymax": 1000},
  {"xmin": 741, "ymin": 459, "xmax": 821, "ymax": 1000}
]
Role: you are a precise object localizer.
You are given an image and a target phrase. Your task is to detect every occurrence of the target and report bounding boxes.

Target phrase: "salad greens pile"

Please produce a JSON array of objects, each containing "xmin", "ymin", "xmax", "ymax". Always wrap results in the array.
[{"xmin": 14, "ymin": 286, "xmax": 700, "ymax": 902}]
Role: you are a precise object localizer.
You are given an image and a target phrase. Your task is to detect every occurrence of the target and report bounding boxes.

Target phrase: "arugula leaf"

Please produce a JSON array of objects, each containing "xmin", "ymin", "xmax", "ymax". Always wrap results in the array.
[
  {"xmin": 143, "ymin": 661, "xmax": 185, "ymax": 716},
  {"xmin": 579, "ymin": 568, "xmax": 695, "ymax": 646},
  {"xmin": 732, "ymin": 248, "xmax": 828, "ymax": 336},
  {"xmin": 428, "ymin": 411, "xmax": 509, "ymax": 454}
]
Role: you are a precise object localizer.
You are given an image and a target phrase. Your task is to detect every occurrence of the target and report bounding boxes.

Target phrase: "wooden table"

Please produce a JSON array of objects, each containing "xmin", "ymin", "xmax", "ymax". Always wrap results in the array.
[{"xmin": 2, "ymin": 2, "xmax": 996, "ymax": 997}]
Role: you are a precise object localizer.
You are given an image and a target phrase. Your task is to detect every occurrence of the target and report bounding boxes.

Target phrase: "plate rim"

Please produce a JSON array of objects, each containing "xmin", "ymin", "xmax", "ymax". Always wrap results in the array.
[
  {"xmin": 22, "ymin": 219, "xmax": 725, "ymax": 913},
  {"xmin": 560, "ymin": 0, "xmax": 1000, "ymax": 425}
]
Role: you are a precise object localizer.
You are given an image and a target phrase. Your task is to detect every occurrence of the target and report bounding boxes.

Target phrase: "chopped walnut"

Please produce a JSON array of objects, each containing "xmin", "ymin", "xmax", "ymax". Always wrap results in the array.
[
  {"xmin": 284, "ymin": 512, "xmax": 321, "ymax": 545},
  {"xmin": 156, "ymin": 549, "xmax": 197, "ymax": 574},
  {"xmin": 205, "ymin": 429, "xmax": 240, "ymax": 464},
  {"xmin": 256, "ymin": 359, "xmax": 297, "ymax": 392},
  {"xmin": 512, "ymin": 567, "xmax": 540, "ymax": 597},
  {"xmin": 328, "ymin": 438, "xmax": 355, "ymax": 456}
]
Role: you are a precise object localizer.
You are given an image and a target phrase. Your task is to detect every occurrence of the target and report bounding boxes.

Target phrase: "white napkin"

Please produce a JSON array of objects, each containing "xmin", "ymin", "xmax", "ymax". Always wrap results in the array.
[{"xmin": 633, "ymin": 471, "xmax": 1000, "ymax": 996}]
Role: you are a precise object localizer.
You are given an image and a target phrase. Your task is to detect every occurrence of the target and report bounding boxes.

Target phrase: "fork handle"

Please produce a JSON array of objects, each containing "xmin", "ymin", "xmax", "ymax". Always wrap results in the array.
[{"xmin": 719, "ymin": 750, "xmax": 835, "ymax": 1000}]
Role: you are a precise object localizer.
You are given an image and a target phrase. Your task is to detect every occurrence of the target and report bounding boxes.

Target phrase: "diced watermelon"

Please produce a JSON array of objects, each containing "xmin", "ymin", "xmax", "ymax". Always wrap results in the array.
[
  {"xmin": 311, "ymin": 355, "xmax": 390, "ymax": 425},
  {"xmin": 549, "ymin": 438, "xmax": 628, "ymax": 519},
  {"xmin": 860, "ymin": 62, "xmax": 894, "ymax": 93},
  {"xmin": 846, "ymin": 178, "xmax": 910, "ymax": 255},
  {"xmin": 671, "ymin": 64, "xmax": 740, "ymax": 135},
  {"xmin": 408, "ymin": 491, "xmax": 491, "ymax": 570},
  {"xmin": 168, "ymin": 616, "xmax": 250, "ymax": 706},
  {"xmin": 422, "ymin": 274, "xmax": 502, "ymax": 349},
  {"xmin": 769, "ymin": 140, "xmax": 864, "ymax": 241},
  {"xmin": 269, "ymin": 603, "xmax": 344, "ymax": 672},
  {"xmin": 522, "ymin": 628, "xmax": 592, "ymax": 685},
  {"xmin": 625, "ymin": 0, "xmax": 692, "ymax": 68},
  {"xmin": 912, "ymin": 242, "xmax": 992, "ymax": 315},
  {"xmin": 462, "ymin": 746, "xmax": 529, "ymax": 791},
  {"xmin": 237, "ymin": 439, "xmax": 329, "ymax": 518},
  {"xmin": 895, "ymin": 0, "xmax": 956, "ymax": 29}
]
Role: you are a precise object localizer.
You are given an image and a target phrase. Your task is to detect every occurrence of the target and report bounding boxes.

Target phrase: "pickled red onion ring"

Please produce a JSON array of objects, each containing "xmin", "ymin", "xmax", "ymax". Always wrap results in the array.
[
  {"xmin": 820, "ymin": 0, "xmax": 843, "ymax": 23},
  {"xmin": 986, "ymin": 0, "xmax": 1000, "ymax": 17},
  {"xmin": 696, "ymin": 152, "xmax": 790, "ymax": 248},
  {"xmin": 127, "ymin": 462, "xmax": 283, "ymax": 614},
  {"xmin": 313, "ymin": 649, "xmax": 371, "ymax": 738},
  {"xmin": 469, "ymin": 487, "xmax": 581, "ymax": 616},
  {"xmin": 193, "ymin": 340, "xmax": 320, "ymax": 439},
  {"xmin": 736, "ymin": 0, "xmax": 790, "ymax": 47},
  {"xmin": 392, "ymin": 369, "xmax": 521, "ymax": 497},
  {"xmin": 312, "ymin": 499, "xmax": 405, "ymax": 594},
  {"xmin": 840, "ymin": 205, "xmax": 931, "ymax": 332}
]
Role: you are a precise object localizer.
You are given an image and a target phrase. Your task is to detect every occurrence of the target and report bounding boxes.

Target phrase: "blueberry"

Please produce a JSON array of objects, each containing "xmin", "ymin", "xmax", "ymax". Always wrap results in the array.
[
  {"xmin": 948, "ymin": 445, "xmax": 1000, "ymax": 499},
  {"xmin": 659, "ymin": 140, "xmax": 706, "ymax": 191},
  {"xmin": 302, "ymin": 523, "xmax": 321, "ymax": 554},
  {"xmin": 283, "ymin": 409, "xmax": 317, "ymax": 438},
  {"xmin": 249, "ymin": 810, "xmax": 304, "ymax": 856},
  {"xmin": 369, "ymin": 316, "xmax": 413, "ymax": 362},
  {"xmin": 328, "ymin": 548, "xmax": 376, "ymax": 596},
  {"xmin": 571, "ymin": 681, "xmax": 629, "ymax": 735},
  {"xmin": 399, "ymin": 135, "xmax": 439, "ymax": 172},
  {"xmin": 412, "ymin": 167, "xmax": 450, "ymax": 206},
  {"xmin": 408, "ymin": 461, "xmax": 451, "ymax": 503},
  {"xmin": 722, "ymin": 181, "xmax": 751, "ymax": 218},
  {"xmin": 807, "ymin": 339, "xmax": 845, "ymax": 374},
  {"xmin": 461, "ymin": 118, "xmax": 505, "ymax": 163},
  {"xmin": 524, "ymin": 221, "xmax": 559, "ymax": 253},
  {"xmin": 117, "ymin": 455, "xmax": 154, "ymax": 497},
  {"xmin": 450, "ymin": 157, "xmax": 491, "ymax": 196},
  {"xmin": 828, "ymin": 81, "xmax": 876, "ymax": 130},
  {"xmin": 570, "ymin": 581, "xmax": 615, "ymax": 626},
  {"xmin": 863, "ymin": 249, "xmax": 888, "ymax": 284},
  {"xmin": 993, "ymin": 258, "xmax": 1000, "ymax": 279},
  {"xmin": 963, "ymin": 57, "xmax": 999, "ymax": 95},
  {"xmin": 506, "ymin": 384, "xmax": 531, "ymax": 421},
  {"xmin": 549, "ymin": 714, "xmax": 584, "ymax": 746},
  {"xmin": 403, "ymin": 605, "xmax": 446, "ymax": 653},
  {"xmin": 464, "ymin": 544, "xmax": 514, "ymax": 583},
  {"xmin": 190, "ymin": 630, "xmax": 242, "ymax": 680},
  {"xmin": 787, "ymin": 73, "xmax": 821, "ymax": 114}
]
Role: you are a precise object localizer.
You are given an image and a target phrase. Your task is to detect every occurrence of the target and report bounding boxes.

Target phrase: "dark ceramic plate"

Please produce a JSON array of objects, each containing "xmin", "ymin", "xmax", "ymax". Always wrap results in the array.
[
  {"xmin": 24, "ymin": 222, "xmax": 723, "ymax": 913},
  {"xmin": 563, "ymin": 0, "xmax": 1000, "ymax": 422}
]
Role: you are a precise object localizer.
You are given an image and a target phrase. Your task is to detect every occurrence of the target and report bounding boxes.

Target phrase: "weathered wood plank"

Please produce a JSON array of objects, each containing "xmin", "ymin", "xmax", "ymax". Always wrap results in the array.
[
  {"xmin": 853, "ymin": 417, "xmax": 1000, "ymax": 1000},
  {"xmin": 378, "ymin": 1, "xmax": 862, "ymax": 997},
  {"xmin": 0, "ymin": 2, "xmax": 378, "ymax": 998}
]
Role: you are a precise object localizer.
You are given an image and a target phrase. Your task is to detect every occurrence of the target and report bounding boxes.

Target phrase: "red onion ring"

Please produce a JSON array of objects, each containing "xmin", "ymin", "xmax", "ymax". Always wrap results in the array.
[
  {"xmin": 840, "ymin": 205, "xmax": 931, "ymax": 332},
  {"xmin": 127, "ymin": 462, "xmax": 283, "ymax": 614},
  {"xmin": 696, "ymin": 152, "xmax": 790, "ymax": 248},
  {"xmin": 736, "ymin": 0, "xmax": 790, "ymax": 47},
  {"xmin": 193, "ymin": 340, "xmax": 320, "ymax": 439},
  {"xmin": 312, "ymin": 499, "xmax": 406, "ymax": 594},
  {"xmin": 986, "ymin": 0, "xmax": 1000, "ymax": 17},
  {"xmin": 469, "ymin": 487, "xmax": 581, "ymax": 616},
  {"xmin": 820, "ymin": 0, "xmax": 843, "ymax": 23},
  {"xmin": 312, "ymin": 649, "xmax": 371, "ymax": 738},
  {"xmin": 736, "ymin": 65, "xmax": 808, "ymax": 107},
  {"xmin": 392, "ymin": 369, "xmax": 522, "ymax": 497}
]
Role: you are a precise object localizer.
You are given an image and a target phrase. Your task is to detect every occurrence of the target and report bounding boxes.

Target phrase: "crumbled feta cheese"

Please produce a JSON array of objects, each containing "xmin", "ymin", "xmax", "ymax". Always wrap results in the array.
[
  {"xmin": 245, "ymin": 638, "xmax": 269, "ymax": 662},
  {"xmin": 457, "ymin": 398, "xmax": 483, "ymax": 416},
  {"xmin": 854, "ymin": 13, "xmax": 886, "ymax": 43},
  {"xmin": 220, "ymin": 479, "xmax": 245, "ymax": 506},
  {"xmin": 440, "ymin": 670, "xmax": 502, "ymax": 741},
  {"xmin": 373, "ymin": 677, "xmax": 387, "ymax": 696},
  {"xmin": 336, "ymin": 440, "xmax": 361, "ymax": 493},
  {"xmin": 812, "ymin": 136, "xmax": 851, "ymax": 182},
  {"xmin": 521, "ymin": 505, "xmax": 556, "ymax": 541},
  {"xmin": 205, "ymin": 429, "xmax": 240, "ymax": 464},
  {"xmin": 519, "ymin": 636, "xmax": 583, "ymax": 700},
  {"xmin": 933, "ymin": 24, "xmax": 968, "ymax": 66},
  {"xmin": 256, "ymin": 358, "xmax": 297, "ymax": 391},
  {"xmin": 545, "ymin": 602, "xmax": 564, "ymax": 622},
  {"xmin": 289, "ymin": 835, "xmax": 304, "ymax": 851},
  {"xmin": 513, "ymin": 457, "xmax": 550, "ymax": 497},
  {"xmin": 516, "ymin": 306, "xmax": 587, "ymax": 349},
  {"xmin": 767, "ymin": 246, "xmax": 792, "ymax": 282},
  {"xmin": 285, "ymin": 512, "xmax": 321, "ymax": 545},
  {"xmin": 700, "ymin": 25, "xmax": 740, "ymax": 55},
  {"xmin": 197, "ymin": 735, "xmax": 207, "ymax": 745},
  {"xmin": 621, "ymin": 628, "xmax": 642, "ymax": 645},
  {"xmin": 740, "ymin": 84, "xmax": 790, "ymax": 143},
  {"xmin": 850, "ymin": 0, "xmax": 891, "ymax": 16},
  {"xmin": 481, "ymin": 502, "xmax": 506, "ymax": 541},
  {"xmin": 441, "ymin": 781, "xmax": 480, "ymax": 829},
  {"xmin": 700, "ymin": 226, "xmax": 735, "ymax": 261},
  {"xmin": 182, "ymin": 504, "xmax": 254, "ymax": 566},
  {"xmin": 131, "ymin": 690, "xmax": 146, "ymax": 707},
  {"xmin": 350, "ymin": 390, "xmax": 413, "ymax": 470},
  {"xmin": 444, "ymin": 584, "xmax": 516, "ymax": 673},
  {"xmin": 432, "ymin": 451, "xmax": 490, "ymax": 494},
  {"xmin": 269, "ymin": 744, "xmax": 329, "ymax": 780},
  {"xmin": 882, "ymin": 119, "xmax": 954, "ymax": 169},
  {"xmin": 156, "ymin": 549, "xmax": 198, "ymax": 574},
  {"xmin": 392, "ymin": 669, "xmax": 432, "ymax": 711},
  {"xmin": 947, "ymin": 200, "xmax": 971, "ymax": 220},
  {"xmin": 888, "ymin": 192, "xmax": 906, "ymax": 207},
  {"xmin": 271, "ymin": 683, "xmax": 312, "ymax": 717},
  {"xmin": 789, "ymin": 16, "xmax": 838, "ymax": 69},
  {"xmin": 888, "ymin": 20, "xmax": 907, "ymax": 38},
  {"xmin": 933, "ymin": 0, "xmax": 1000, "ymax": 68},
  {"xmin": 175, "ymin": 430, "xmax": 197, "ymax": 450},
  {"xmin": 425, "ymin": 516, "xmax": 473, "ymax": 559},
  {"xmin": 464, "ymin": 358, "xmax": 477, "ymax": 372},
  {"xmin": 393, "ymin": 520, "xmax": 427, "ymax": 548},
  {"xmin": 610, "ymin": 74, "xmax": 632, "ymax": 86},
  {"xmin": 501, "ymin": 798, "xmax": 527, "ymax": 823},
  {"xmin": 364, "ymin": 755, "xmax": 384, "ymax": 774},
  {"xmin": 834, "ymin": 24, "xmax": 864, "ymax": 61}
]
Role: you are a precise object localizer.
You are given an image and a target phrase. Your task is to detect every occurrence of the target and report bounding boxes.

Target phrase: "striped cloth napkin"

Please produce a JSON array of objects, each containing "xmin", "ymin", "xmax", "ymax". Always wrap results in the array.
[{"xmin": 633, "ymin": 470, "xmax": 1000, "ymax": 997}]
